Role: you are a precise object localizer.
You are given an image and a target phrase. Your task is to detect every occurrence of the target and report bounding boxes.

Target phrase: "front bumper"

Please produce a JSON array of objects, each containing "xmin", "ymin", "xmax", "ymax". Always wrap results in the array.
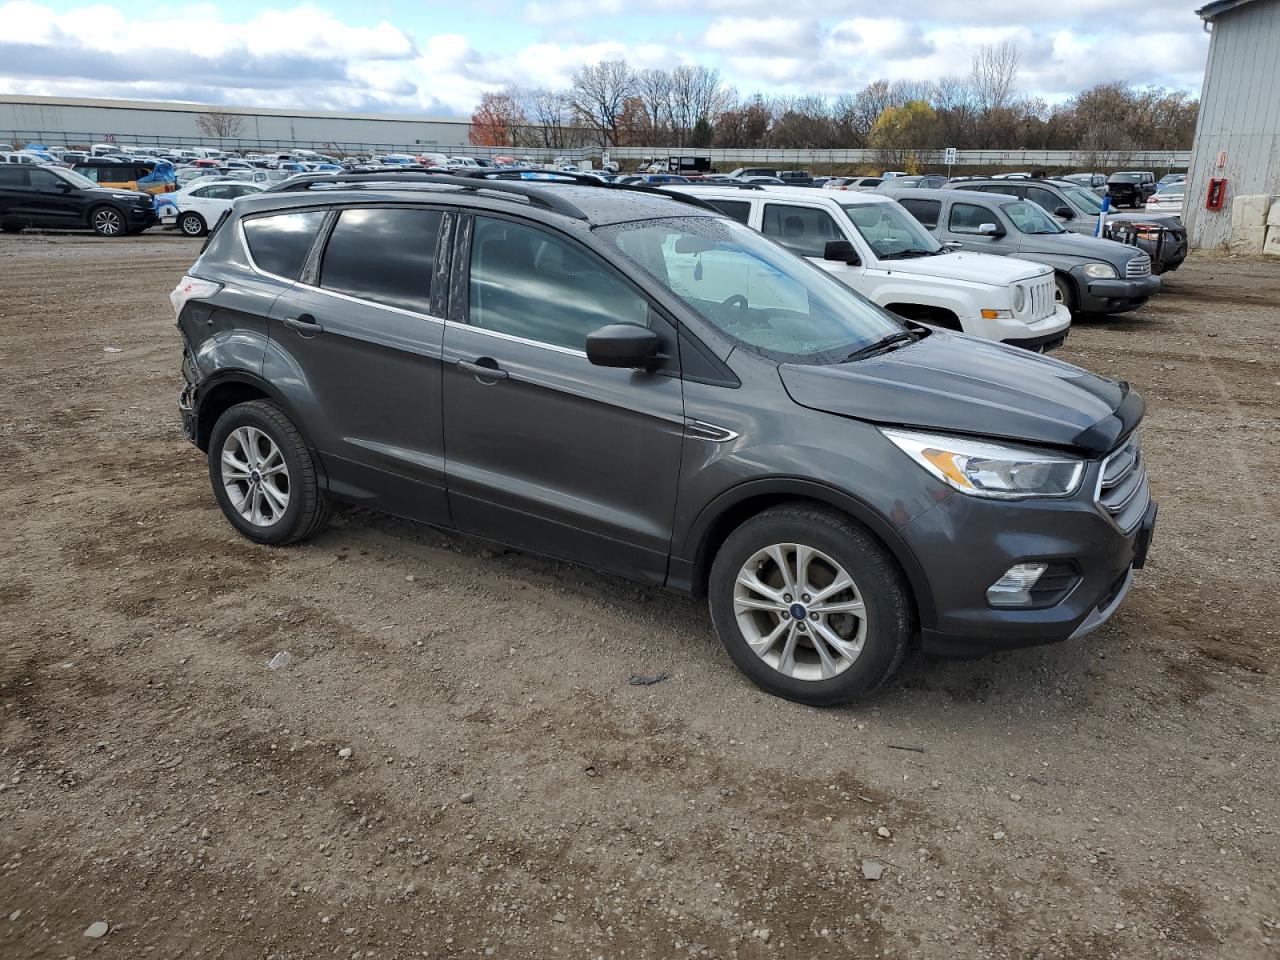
[
  {"xmin": 904, "ymin": 477, "xmax": 1157, "ymax": 658},
  {"xmin": 994, "ymin": 303, "xmax": 1072, "ymax": 352},
  {"xmin": 1077, "ymin": 274, "xmax": 1161, "ymax": 314}
]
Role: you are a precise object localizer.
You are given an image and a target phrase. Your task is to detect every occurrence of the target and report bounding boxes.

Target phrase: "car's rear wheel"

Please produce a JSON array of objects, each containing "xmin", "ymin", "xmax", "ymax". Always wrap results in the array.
[
  {"xmin": 1053, "ymin": 273, "xmax": 1078, "ymax": 313},
  {"xmin": 207, "ymin": 400, "xmax": 330, "ymax": 545},
  {"xmin": 708, "ymin": 504, "xmax": 913, "ymax": 706},
  {"xmin": 179, "ymin": 212, "xmax": 207, "ymax": 237},
  {"xmin": 90, "ymin": 205, "xmax": 125, "ymax": 237},
  {"xmin": 1, "ymin": 222, "xmax": 21, "ymax": 234}
]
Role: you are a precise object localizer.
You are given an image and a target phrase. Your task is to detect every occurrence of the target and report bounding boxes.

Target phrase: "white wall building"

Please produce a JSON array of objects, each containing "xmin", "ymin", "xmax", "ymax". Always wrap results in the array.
[{"xmin": 1183, "ymin": 0, "xmax": 1280, "ymax": 249}]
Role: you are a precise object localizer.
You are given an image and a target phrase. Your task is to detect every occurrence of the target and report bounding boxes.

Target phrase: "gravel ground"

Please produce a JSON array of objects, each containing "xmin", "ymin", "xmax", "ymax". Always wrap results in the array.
[{"xmin": 1, "ymin": 233, "xmax": 1278, "ymax": 960}]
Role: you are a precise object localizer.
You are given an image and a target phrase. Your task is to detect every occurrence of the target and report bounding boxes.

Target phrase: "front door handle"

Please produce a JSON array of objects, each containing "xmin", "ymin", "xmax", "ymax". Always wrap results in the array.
[
  {"xmin": 457, "ymin": 358, "xmax": 509, "ymax": 382},
  {"xmin": 283, "ymin": 315, "xmax": 323, "ymax": 335}
]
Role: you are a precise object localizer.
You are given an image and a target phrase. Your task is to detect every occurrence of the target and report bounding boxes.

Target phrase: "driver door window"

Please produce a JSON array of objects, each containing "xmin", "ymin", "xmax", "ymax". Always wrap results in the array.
[
  {"xmin": 949, "ymin": 203, "xmax": 997, "ymax": 235},
  {"xmin": 467, "ymin": 217, "xmax": 648, "ymax": 351},
  {"xmin": 1026, "ymin": 186, "xmax": 1062, "ymax": 215}
]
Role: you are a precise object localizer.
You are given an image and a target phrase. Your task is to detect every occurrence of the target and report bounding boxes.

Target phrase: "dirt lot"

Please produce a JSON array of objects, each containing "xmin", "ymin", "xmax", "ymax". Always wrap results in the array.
[{"xmin": 1, "ymin": 232, "xmax": 1278, "ymax": 960}]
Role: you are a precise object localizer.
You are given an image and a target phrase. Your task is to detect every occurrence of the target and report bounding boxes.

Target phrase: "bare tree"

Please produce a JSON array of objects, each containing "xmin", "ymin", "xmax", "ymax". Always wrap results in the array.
[
  {"xmin": 195, "ymin": 110, "xmax": 246, "ymax": 140},
  {"xmin": 970, "ymin": 39, "xmax": 1020, "ymax": 114},
  {"xmin": 669, "ymin": 65, "xmax": 731, "ymax": 145},
  {"xmin": 569, "ymin": 60, "xmax": 636, "ymax": 147},
  {"xmin": 634, "ymin": 68, "xmax": 674, "ymax": 143}
]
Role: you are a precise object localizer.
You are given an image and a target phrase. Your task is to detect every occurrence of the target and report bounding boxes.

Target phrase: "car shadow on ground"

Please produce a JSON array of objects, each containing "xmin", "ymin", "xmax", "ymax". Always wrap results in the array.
[{"xmin": 337, "ymin": 505, "xmax": 1105, "ymax": 718}]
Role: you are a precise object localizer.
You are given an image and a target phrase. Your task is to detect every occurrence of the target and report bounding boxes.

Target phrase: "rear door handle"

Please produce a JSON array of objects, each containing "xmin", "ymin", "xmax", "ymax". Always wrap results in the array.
[
  {"xmin": 283, "ymin": 315, "xmax": 323, "ymax": 335},
  {"xmin": 457, "ymin": 358, "xmax": 508, "ymax": 382}
]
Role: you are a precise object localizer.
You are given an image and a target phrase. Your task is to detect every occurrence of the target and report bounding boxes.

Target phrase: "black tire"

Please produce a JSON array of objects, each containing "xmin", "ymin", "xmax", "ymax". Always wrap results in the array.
[
  {"xmin": 179, "ymin": 212, "xmax": 206, "ymax": 237},
  {"xmin": 207, "ymin": 400, "xmax": 330, "ymax": 545},
  {"xmin": 1, "ymin": 222, "xmax": 22, "ymax": 234},
  {"xmin": 89, "ymin": 205, "xmax": 126, "ymax": 237},
  {"xmin": 1053, "ymin": 273, "xmax": 1078, "ymax": 314},
  {"xmin": 708, "ymin": 504, "xmax": 914, "ymax": 706}
]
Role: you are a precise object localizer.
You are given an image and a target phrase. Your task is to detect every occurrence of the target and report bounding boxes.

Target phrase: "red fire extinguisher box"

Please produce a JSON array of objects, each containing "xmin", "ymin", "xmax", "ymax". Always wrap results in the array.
[{"xmin": 1206, "ymin": 178, "xmax": 1228, "ymax": 210}]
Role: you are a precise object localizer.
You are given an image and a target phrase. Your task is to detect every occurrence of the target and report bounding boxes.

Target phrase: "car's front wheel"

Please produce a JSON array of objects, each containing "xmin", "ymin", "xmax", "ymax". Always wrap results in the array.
[
  {"xmin": 1054, "ymin": 273, "xmax": 1078, "ymax": 313},
  {"xmin": 179, "ymin": 212, "xmax": 207, "ymax": 237},
  {"xmin": 708, "ymin": 504, "xmax": 913, "ymax": 706},
  {"xmin": 90, "ymin": 205, "xmax": 126, "ymax": 237},
  {"xmin": 207, "ymin": 400, "xmax": 330, "ymax": 545}
]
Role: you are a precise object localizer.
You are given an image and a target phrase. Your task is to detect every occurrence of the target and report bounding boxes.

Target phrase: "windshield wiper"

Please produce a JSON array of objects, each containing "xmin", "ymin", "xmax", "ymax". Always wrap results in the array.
[{"xmin": 844, "ymin": 330, "xmax": 919, "ymax": 362}]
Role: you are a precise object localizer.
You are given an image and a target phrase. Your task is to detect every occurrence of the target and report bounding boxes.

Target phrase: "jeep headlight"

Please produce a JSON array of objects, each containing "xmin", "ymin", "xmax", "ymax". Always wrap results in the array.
[
  {"xmin": 1082, "ymin": 262, "xmax": 1118, "ymax": 279},
  {"xmin": 1012, "ymin": 285, "xmax": 1026, "ymax": 312},
  {"xmin": 882, "ymin": 429, "xmax": 1084, "ymax": 499}
]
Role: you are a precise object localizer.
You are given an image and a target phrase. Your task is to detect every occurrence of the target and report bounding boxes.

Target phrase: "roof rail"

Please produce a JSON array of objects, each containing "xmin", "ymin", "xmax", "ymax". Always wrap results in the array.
[
  {"xmin": 265, "ymin": 170, "xmax": 590, "ymax": 219},
  {"xmin": 265, "ymin": 167, "xmax": 720, "ymax": 217},
  {"xmin": 669, "ymin": 181, "xmax": 765, "ymax": 191}
]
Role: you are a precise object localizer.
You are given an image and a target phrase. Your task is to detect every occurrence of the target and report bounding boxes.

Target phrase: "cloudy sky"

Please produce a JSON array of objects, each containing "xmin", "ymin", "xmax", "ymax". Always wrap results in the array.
[{"xmin": 0, "ymin": 0, "xmax": 1211, "ymax": 116}]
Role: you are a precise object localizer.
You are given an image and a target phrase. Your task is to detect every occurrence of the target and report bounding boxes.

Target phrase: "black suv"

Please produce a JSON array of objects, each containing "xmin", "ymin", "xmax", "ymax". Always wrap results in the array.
[
  {"xmin": 0, "ymin": 164, "xmax": 157, "ymax": 236},
  {"xmin": 172, "ymin": 171, "xmax": 1156, "ymax": 706},
  {"xmin": 1106, "ymin": 171, "xmax": 1157, "ymax": 208}
]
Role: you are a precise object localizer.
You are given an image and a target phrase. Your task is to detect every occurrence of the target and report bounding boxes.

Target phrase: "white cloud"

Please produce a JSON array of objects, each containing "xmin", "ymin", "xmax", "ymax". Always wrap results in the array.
[{"xmin": 0, "ymin": 0, "xmax": 1209, "ymax": 117}]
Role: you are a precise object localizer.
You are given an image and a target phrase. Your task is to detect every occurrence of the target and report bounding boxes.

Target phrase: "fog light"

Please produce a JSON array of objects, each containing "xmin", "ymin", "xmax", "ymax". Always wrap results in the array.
[{"xmin": 987, "ymin": 563, "xmax": 1048, "ymax": 607}]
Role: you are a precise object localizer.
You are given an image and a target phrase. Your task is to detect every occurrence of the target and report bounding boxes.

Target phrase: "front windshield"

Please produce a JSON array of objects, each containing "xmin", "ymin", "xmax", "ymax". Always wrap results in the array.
[
  {"xmin": 54, "ymin": 167, "xmax": 98, "ymax": 190},
  {"xmin": 1002, "ymin": 200, "xmax": 1065, "ymax": 234},
  {"xmin": 599, "ymin": 216, "xmax": 904, "ymax": 363},
  {"xmin": 1110, "ymin": 173, "xmax": 1142, "ymax": 183},
  {"xmin": 1058, "ymin": 184, "xmax": 1104, "ymax": 215},
  {"xmin": 839, "ymin": 202, "xmax": 941, "ymax": 259}
]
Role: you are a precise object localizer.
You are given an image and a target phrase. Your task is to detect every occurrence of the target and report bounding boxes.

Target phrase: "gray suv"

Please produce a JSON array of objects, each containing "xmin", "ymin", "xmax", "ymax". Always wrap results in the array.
[
  {"xmin": 172, "ymin": 171, "xmax": 1156, "ymax": 706},
  {"xmin": 892, "ymin": 187, "xmax": 1161, "ymax": 315}
]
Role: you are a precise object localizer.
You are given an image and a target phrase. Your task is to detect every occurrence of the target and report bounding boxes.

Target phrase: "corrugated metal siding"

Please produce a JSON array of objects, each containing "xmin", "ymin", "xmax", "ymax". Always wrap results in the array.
[
  {"xmin": 1184, "ymin": 0, "xmax": 1280, "ymax": 249},
  {"xmin": 0, "ymin": 96, "xmax": 473, "ymax": 152}
]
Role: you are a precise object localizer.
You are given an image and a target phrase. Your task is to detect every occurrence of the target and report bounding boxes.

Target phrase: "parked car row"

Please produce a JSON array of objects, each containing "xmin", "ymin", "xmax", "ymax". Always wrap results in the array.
[{"xmin": 172, "ymin": 168, "xmax": 1156, "ymax": 707}]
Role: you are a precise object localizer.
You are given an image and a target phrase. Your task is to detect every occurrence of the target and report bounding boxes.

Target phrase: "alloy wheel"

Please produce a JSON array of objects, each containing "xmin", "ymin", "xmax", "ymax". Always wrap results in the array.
[
  {"xmin": 181, "ymin": 215, "xmax": 203, "ymax": 236},
  {"xmin": 221, "ymin": 426, "xmax": 290, "ymax": 527},
  {"xmin": 94, "ymin": 209, "xmax": 122, "ymax": 236},
  {"xmin": 733, "ymin": 543, "xmax": 868, "ymax": 681}
]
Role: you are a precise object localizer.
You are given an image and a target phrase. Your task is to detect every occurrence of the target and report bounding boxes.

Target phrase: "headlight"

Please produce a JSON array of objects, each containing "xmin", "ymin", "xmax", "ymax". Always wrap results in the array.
[
  {"xmin": 1083, "ymin": 262, "xmax": 1118, "ymax": 279},
  {"xmin": 882, "ymin": 429, "xmax": 1084, "ymax": 499},
  {"xmin": 1012, "ymin": 285, "xmax": 1026, "ymax": 312}
]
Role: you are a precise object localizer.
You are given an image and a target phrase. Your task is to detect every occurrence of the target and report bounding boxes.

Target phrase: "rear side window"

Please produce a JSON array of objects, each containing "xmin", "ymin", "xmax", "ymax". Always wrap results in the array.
[
  {"xmin": 705, "ymin": 199, "xmax": 750, "ymax": 224},
  {"xmin": 899, "ymin": 198, "xmax": 941, "ymax": 229},
  {"xmin": 761, "ymin": 204, "xmax": 843, "ymax": 258},
  {"xmin": 0, "ymin": 166, "xmax": 27, "ymax": 186},
  {"xmin": 319, "ymin": 207, "xmax": 442, "ymax": 314},
  {"xmin": 243, "ymin": 210, "xmax": 325, "ymax": 280}
]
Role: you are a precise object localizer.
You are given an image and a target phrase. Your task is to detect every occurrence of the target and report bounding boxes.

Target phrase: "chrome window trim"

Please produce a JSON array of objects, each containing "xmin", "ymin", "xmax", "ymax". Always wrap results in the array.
[{"xmin": 454, "ymin": 322, "xmax": 588, "ymax": 359}]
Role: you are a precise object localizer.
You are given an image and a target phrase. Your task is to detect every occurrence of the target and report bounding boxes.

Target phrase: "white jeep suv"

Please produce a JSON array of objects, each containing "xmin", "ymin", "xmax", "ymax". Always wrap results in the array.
[{"xmin": 667, "ymin": 184, "xmax": 1071, "ymax": 350}]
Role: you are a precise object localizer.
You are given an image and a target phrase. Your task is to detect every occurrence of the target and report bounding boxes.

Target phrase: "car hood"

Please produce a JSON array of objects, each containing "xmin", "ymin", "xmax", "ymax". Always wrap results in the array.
[
  {"xmin": 1016, "ymin": 230, "xmax": 1131, "ymax": 261},
  {"xmin": 877, "ymin": 250, "xmax": 1049, "ymax": 285},
  {"xmin": 778, "ymin": 330, "xmax": 1142, "ymax": 456}
]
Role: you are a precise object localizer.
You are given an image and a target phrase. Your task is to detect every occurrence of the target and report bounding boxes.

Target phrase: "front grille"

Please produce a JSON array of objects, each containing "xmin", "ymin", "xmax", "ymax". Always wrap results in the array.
[
  {"xmin": 1096, "ymin": 433, "xmax": 1149, "ymax": 532},
  {"xmin": 1028, "ymin": 276, "xmax": 1054, "ymax": 320},
  {"xmin": 1125, "ymin": 254, "xmax": 1151, "ymax": 278}
]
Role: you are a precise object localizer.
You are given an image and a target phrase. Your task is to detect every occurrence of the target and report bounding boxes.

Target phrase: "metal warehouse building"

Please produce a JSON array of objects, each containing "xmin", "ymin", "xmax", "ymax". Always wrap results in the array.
[
  {"xmin": 0, "ymin": 95, "xmax": 474, "ymax": 153},
  {"xmin": 1183, "ymin": 0, "xmax": 1280, "ymax": 249}
]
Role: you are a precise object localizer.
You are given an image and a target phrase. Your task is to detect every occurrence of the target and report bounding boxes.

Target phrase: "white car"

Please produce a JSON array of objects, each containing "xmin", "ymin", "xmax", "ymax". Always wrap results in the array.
[
  {"xmin": 157, "ymin": 179, "xmax": 266, "ymax": 236},
  {"xmin": 447, "ymin": 156, "xmax": 482, "ymax": 169},
  {"xmin": 666, "ymin": 184, "xmax": 1072, "ymax": 350},
  {"xmin": 824, "ymin": 176, "xmax": 884, "ymax": 191},
  {"xmin": 1145, "ymin": 184, "xmax": 1185, "ymax": 218}
]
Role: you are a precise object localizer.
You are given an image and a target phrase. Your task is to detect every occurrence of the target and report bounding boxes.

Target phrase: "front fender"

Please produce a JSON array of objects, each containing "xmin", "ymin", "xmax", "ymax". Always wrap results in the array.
[{"xmin": 670, "ymin": 476, "xmax": 940, "ymax": 629}]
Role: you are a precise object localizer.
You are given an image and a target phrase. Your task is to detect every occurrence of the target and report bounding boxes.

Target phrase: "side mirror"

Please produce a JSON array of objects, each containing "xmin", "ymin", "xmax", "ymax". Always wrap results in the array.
[
  {"xmin": 978, "ymin": 222, "xmax": 1005, "ymax": 238},
  {"xmin": 1054, "ymin": 205, "xmax": 1074, "ymax": 220},
  {"xmin": 58, "ymin": 180, "xmax": 75, "ymax": 192},
  {"xmin": 586, "ymin": 323, "xmax": 661, "ymax": 369},
  {"xmin": 824, "ymin": 239, "xmax": 861, "ymax": 265}
]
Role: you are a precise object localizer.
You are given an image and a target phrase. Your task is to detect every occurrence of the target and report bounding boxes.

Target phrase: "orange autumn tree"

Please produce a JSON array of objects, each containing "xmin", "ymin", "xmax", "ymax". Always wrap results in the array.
[{"xmin": 469, "ymin": 91, "xmax": 528, "ymax": 146}]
